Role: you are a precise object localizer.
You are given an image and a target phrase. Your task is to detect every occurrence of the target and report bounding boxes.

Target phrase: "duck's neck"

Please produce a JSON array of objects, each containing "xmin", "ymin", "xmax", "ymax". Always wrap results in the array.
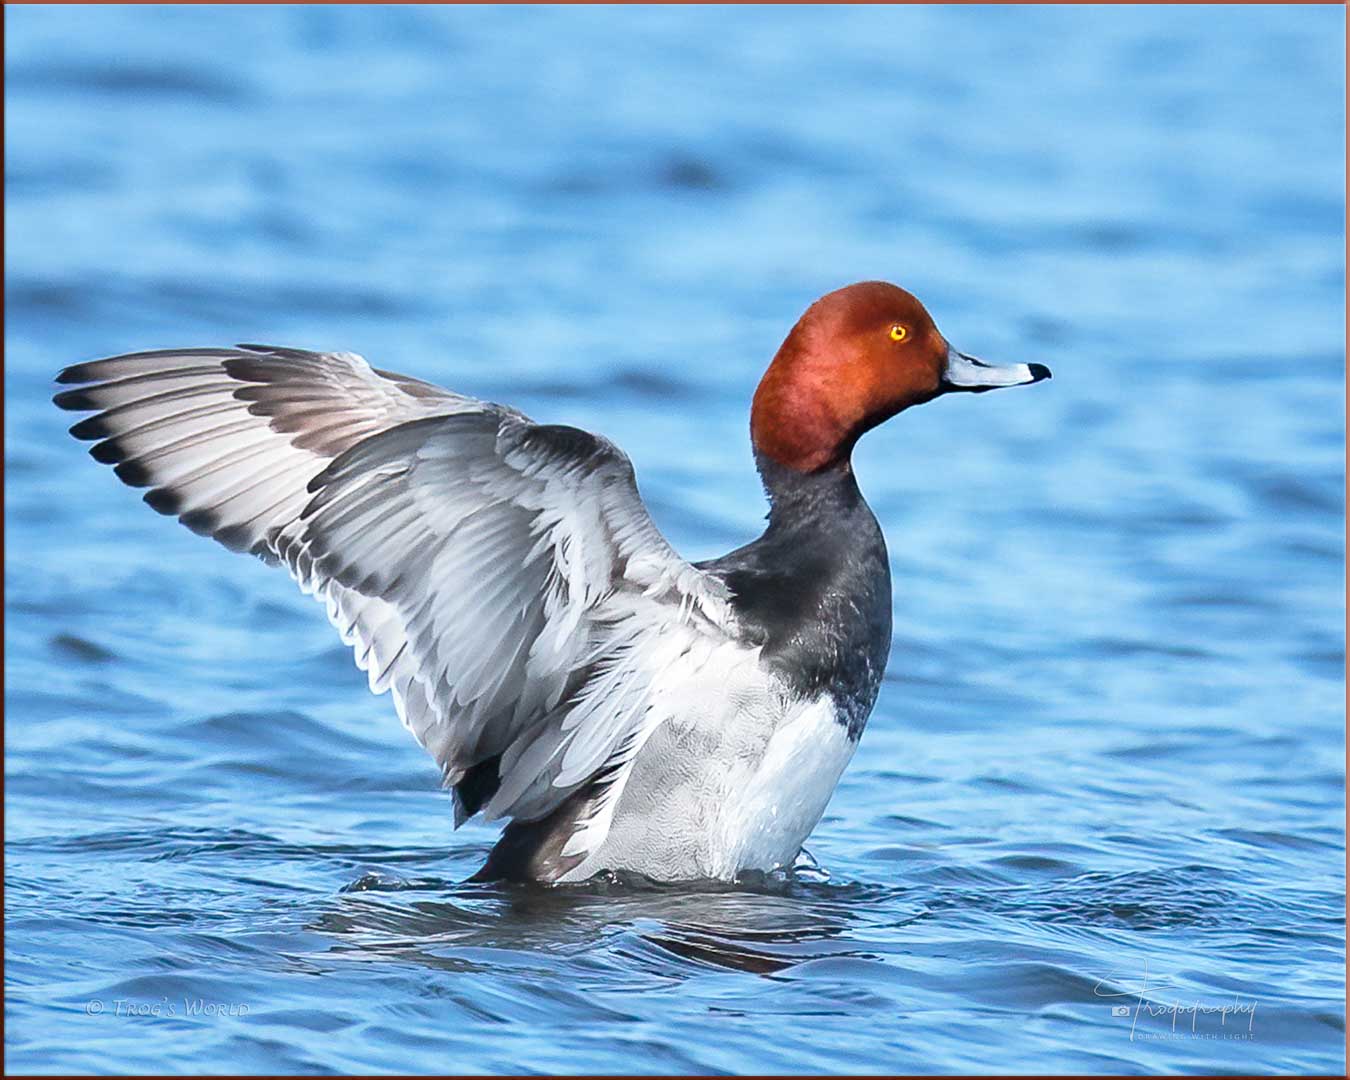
[
  {"xmin": 754, "ymin": 451, "xmax": 864, "ymax": 533},
  {"xmin": 698, "ymin": 451, "xmax": 891, "ymax": 740}
]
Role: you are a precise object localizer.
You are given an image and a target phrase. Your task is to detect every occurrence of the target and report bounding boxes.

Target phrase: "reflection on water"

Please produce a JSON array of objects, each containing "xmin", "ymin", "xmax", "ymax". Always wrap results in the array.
[
  {"xmin": 5, "ymin": 3, "xmax": 1345, "ymax": 1074},
  {"xmin": 318, "ymin": 874, "xmax": 873, "ymax": 977}
]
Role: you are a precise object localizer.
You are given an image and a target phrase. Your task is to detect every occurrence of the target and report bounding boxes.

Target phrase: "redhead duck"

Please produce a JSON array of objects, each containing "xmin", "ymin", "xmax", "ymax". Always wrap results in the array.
[{"xmin": 54, "ymin": 281, "xmax": 1049, "ymax": 884}]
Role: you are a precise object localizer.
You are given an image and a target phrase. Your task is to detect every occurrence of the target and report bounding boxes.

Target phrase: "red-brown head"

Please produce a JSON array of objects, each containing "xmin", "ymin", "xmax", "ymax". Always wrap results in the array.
[{"xmin": 750, "ymin": 281, "xmax": 1050, "ymax": 473}]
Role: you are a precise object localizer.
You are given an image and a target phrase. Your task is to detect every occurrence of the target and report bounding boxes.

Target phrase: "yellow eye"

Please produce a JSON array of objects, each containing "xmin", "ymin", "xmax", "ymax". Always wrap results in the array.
[{"xmin": 889, "ymin": 325, "xmax": 908, "ymax": 342}]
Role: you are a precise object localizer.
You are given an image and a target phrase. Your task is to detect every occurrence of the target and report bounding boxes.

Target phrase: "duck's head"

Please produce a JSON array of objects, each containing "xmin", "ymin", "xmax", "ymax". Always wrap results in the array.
[{"xmin": 750, "ymin": 281, "xmax": 1050, "ymax": 473}]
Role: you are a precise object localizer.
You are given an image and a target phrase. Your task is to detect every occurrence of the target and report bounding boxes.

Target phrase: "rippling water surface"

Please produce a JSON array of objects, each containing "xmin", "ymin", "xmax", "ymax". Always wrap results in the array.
[{"xmin": 5, "ymin": 5, "xmax": 1345, "ymax": 1074}]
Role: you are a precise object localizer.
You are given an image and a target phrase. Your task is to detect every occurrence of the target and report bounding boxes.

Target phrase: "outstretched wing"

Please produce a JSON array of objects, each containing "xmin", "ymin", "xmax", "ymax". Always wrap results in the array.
[
  {"xmin": 55, "ymin": 346, "xmax": 735, "ymax": 833},
  {"xmin": 54, "ymin": 345, "xmax": 477, "ymax": 559}
]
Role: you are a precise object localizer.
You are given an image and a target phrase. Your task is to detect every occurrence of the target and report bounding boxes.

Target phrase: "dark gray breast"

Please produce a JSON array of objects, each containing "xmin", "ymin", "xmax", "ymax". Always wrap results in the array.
[{"xmin": 697, "ymin": 456, "xmax": 892, "ymax": 740}]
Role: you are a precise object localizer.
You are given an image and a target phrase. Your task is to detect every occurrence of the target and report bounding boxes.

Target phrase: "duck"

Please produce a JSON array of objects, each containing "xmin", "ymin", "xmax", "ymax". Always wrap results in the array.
[{"xmin": 54, "ymin": 281, "xmax": 1049, "ymax": 884}]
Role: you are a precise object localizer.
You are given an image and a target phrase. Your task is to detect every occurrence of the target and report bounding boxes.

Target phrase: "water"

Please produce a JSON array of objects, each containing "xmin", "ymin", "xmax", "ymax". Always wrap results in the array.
[{"xmin": 5, "ymin": 4, "xmax": 1345, "ymax": 1073}]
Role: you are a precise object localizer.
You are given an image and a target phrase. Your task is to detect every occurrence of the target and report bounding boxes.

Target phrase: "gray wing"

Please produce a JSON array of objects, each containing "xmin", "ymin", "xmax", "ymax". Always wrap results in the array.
[
  {"xmin": 55, "ymin": 345, "xmax": 735, "ymax": 830},
  {"xmin": 54, "ymin": 344, "xmax": 481, "ymax": 559}
]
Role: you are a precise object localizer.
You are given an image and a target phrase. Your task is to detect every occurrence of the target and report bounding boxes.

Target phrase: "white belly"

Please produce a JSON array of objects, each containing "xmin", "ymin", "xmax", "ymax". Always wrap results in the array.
[
  {"xmin": 708, "ymin": 695, "xmax": 855, "ymax": 878},
  {"xmin": 561, "ymin": 640, "xmax": 857, "ymax": 883}
]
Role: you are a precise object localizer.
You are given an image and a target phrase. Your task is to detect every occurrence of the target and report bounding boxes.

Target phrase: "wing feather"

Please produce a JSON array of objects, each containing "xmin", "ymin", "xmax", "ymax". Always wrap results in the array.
[{"xmin": 57, "ymin": 344, "xmax": 737, "ymax": 849}]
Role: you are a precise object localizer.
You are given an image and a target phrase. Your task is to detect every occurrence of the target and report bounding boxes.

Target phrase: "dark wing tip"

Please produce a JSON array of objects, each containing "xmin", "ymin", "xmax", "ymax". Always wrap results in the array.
[
  {"xmin": 143, "ymin": 487, "xmax": 183, "ymax": 516},
  {"xmin": 90, "ymin": 437, "xmax": 127, "ymax": 465},
  {"xmin": 171, "ymin": 506, "xmax": 254, "ymax": 552},
  {"xmin": 53, "ymin": 386, "xmax": 96, "ymax": 411},
  {"xmin": 304, "ymin": 465, "xmax": 333, "ymax": 496},
  {"xmin": 54, "ymin": 363, "xmax": 93, "ymax": 386},
  {"xmin": 212, "ymin": 523, "xmax": 257, "ymax": 553},
  {"xmin": 68, "ymin": 415, "xmax": 109, "ymax": 441},
  {"xmin": 111, "ymin": 458, "xmax": 154, "ymax": 487}
]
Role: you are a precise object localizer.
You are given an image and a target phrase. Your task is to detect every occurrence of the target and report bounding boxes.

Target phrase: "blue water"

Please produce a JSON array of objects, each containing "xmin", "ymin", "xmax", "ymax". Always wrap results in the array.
[{"xmin": 5, "ymin": 4, "xmax": 1345, "ymax": 1074}]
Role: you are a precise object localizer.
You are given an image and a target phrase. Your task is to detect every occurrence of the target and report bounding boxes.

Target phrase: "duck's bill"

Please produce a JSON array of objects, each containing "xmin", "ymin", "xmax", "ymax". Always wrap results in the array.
[{"xmin": 941, "ymin": 345, "xmax": 1051, "ymax": 393}]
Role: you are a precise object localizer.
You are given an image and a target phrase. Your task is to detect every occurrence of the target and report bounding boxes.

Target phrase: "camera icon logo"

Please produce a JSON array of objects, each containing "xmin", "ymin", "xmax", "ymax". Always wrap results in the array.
[{"xmin": 1111, "ymin": 1005, "xmax": 1131, "ymax": 1017}]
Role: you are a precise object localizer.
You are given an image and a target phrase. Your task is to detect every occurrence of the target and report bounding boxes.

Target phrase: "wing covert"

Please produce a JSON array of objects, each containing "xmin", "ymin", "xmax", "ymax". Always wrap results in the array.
[{"xmin": 278, "ymin": 410, "xmax": 735, "ymax": 822}]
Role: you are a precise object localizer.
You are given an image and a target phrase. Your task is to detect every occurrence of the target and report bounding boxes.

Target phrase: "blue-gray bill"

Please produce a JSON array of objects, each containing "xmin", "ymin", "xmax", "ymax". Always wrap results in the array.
[{"xmin": 942, "ymin": 345, "xmax": 1052, "ymax": 392}]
